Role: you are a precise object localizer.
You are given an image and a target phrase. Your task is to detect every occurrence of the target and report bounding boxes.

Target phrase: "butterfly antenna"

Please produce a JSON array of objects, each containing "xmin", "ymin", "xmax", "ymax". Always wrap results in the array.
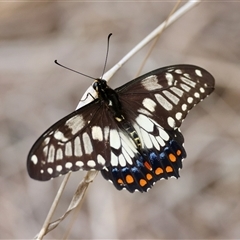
[
  {"xmin": 101, "ymin": 33, "xmax": 112, "ymax": 79},
  {"xmin": 54, "ymin": 60, "xmax": 96, "ymax": 80}
]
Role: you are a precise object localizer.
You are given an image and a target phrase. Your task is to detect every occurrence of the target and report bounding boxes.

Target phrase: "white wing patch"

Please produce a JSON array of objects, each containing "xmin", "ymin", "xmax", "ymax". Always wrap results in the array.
[
  {"xmin": 175, "ymin": 112, "xmax": 182, "ymax": 120},
  {"xmin": 76, "ymin": 161, "xmax": 84, "ymax": 167},
  {"xmin": 66, "ymin": 115, "xmax": 85, "ymax": 135},
  {"xmin": 170, "ymin": 86, "xmax": 184, "ymax": 97},
  {"xmin": 54, "ymin": 131, "xmax": 68, "ymax": 142},
  {"xmin": 56, "ymin": 148, "xmax": 63, "ymax": 160},
  {"xmin": 142, "ymin": 98, "xmax": 157, "ymax": 113},
  {"xmin": 180, "ymin": 83, "xmax": 191, "ymax": 92},
  {"xmin": 167, "ymin": 117, "xmax": 176, "ymax": 128},
  {"xmin": 74, "ymin": 136, "xmax": 82, "ymax": 157},
  {"xmin": 140, "ymin": 128, "xmax": 153, "ymax": 149},
  {"xmin": 56, "ymin": 165, "xmax": 62, "ymax": 172},
  {"xmin": 155, "ymin": 93, "xmax": 173, "ymax": 111},
  {"xmin": 110, "ymin": 152, "xmax": 118, "ymax": 166},
  {"xmin": 110, "ymin": 129, "xmax": 121, "ymax": 149},
  {"xmin": 141, "ymin": 75, "xmax": 163, "ymax": 91},
  {"xmin": 165, "ymin": 72, "xmax": 174, "ymax": 85},
  {"xmin": 65, "ymin": 142, "xmax": 72, "ymax": 156},
  {"xmin": 65, "ymin": 162, "xmax": 72, "ymax": 169},
  {"xmin": 48, "ymin": 144, "xmax": 55, "ymax": 163},
  {"xmin": 92, "ymin": 126, "xmax": 103, "ymax": 141},
  {"xmin": 162, "ymin": 90, "xmax": 180, "ymax": 105},
  {"xmin": 119, "ymin": 154, "xmax": 126, "ymax": 167},
  {"xmin": 31, "ymin": 155, "xmax": 38, "ymax": 165},
  {"xmin": 104, "ymin": 126, "xmax": 110, "ymax": 141},
  {"xmin": 180, "ymin": 76, "xmax": 196, "ymax": 88},
  {"xmin": 137, "ymin": 108, "xmax": 153, "ymax": 116},
  {"xmin": 82, "ymin": 132, "xmax": 93, "ymax": 154},
  {"xmin": 174, "ymin": 69, "xmax": 183, "ymax": 74},
  {"xmin": 87, "ymin": 160, "xmax": 96, "ymax": 167},
  {"xmin": 135, "ymin": 114, "xmax": 154, "ymax": 132},
  {"xmin": 181, "ymin": 104, "xmax": 187, "ymax": 111},
  {"xmin": 195, "ymin": 69, "xmax": 202, "ymax": 77},
  {"xmin": 97, "ymin": 154, "xmax": 106, "ymax": 165}
]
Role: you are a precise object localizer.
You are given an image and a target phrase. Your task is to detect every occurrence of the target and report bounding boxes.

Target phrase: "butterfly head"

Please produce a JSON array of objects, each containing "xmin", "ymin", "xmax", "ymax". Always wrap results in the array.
[
  {"xmin": 92, "ymin": 79, "xmax": 116, "ymax": 104},
  {"xmin": 92, "ymin": 79, "xmax": 107, "ymax": 92}
]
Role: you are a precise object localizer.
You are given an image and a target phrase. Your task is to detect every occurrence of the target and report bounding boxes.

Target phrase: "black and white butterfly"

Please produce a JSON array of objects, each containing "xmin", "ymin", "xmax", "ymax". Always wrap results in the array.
[{"xmin": 27, "ymin": 65, "xmax": 214, "ymax": 193}]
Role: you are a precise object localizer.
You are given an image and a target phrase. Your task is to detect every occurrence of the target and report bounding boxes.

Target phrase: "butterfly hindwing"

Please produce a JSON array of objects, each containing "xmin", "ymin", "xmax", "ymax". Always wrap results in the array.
[{"xmin": 101, "ymin": 127, "xmax": 186, "ymax": 193}]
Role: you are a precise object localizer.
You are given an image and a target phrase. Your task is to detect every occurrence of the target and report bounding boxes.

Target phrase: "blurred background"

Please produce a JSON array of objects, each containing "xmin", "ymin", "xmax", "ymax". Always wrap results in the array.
[{"xmin": 1, "ymin": 1, "xmax": 240, "ymax": 239}]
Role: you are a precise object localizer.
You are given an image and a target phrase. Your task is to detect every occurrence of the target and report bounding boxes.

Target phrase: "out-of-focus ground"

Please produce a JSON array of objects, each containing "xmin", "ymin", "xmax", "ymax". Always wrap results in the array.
[{"xmin": 1, "ymin": 2, "xmax": 240, "ymax": 239}]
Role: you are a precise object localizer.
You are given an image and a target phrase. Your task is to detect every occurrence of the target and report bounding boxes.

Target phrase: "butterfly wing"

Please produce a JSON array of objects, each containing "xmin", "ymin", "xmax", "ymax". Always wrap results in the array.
[
  {"xmin": 116, "ymin": 64, "xmax": 214, "ymax": 130},
  {"xmin": 27, "ymin": 99, "xmax": 113, "ymax": 181},
  {"xmin": 101, "ymin": 127, "xmax": 187, "ymax": 193},
  {"xmin": 101, "ymin": 65, "xmax": 214, "ymax": 192}
]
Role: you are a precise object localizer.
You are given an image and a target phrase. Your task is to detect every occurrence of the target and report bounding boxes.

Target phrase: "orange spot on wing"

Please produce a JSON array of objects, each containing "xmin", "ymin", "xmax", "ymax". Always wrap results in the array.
[
  {"xmin": 146, "ymin": 173, "xmax": 153, "ymax": 180},
  {"xmin": 126, "ymin": 175, "xmax": 134, "ymax": 184},
  {"xmin": 166, "ymin": 166, "xmax": 173, "ymax": 172},
  {"xmin": 176, "ymin": 150, "xmax": 181, "ymax": 156},
  {"xmin": 117, "ymin": 178, "xmax": 124, "ymax": 185},
  {"xmin": 155, "ymin": 167, "xmax": 163, "ymax": 175},
  {"xmin": 144, "ymin": 161, "xmax": 152, "ymax": 170},
  {"xmin": 169, "ymin": 153, "xmax": 176, "ymax": 162},
  {"xmin": 139, "ymin": 179, "xmax": 147, "ymax": 187}
]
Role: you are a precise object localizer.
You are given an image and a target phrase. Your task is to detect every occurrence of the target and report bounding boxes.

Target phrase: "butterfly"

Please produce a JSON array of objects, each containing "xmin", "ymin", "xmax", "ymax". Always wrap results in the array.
[{"xmin": 27, "ymin": 64, "xmax": 214, "ymax": 193}]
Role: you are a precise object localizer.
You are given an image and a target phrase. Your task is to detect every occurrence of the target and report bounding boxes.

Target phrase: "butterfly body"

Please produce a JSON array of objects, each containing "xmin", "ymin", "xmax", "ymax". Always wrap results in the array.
[
  {"xmin": 94, "ymin": 79, "xmax": 142, "ymax": 149},
  {"xmin": 27, "ymin": 65, "xmax": 214, "ymax": 193}
]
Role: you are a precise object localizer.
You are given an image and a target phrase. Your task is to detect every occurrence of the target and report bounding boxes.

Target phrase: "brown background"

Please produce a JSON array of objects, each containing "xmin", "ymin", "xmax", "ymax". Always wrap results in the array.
[{"xmin": 1, "ymin": 2, "xmax": 240, "ymax": 239}]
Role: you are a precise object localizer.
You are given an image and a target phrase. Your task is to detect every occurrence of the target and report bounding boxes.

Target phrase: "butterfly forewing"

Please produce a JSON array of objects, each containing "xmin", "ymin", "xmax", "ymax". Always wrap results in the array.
[
  {"xmin": 27, "ymin": 99, "xmax": 112, "ymax": 180},
  {"xmin": 27, "ymin": 64, "xmax": 214, "ymax": 192},
  {"xmin": 116, "ymin": 65, "xmax": 214, "ymax": 130},
  {"xmin": 28, "ymin": 98, "xmax": 149, "ymax": 181}
]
